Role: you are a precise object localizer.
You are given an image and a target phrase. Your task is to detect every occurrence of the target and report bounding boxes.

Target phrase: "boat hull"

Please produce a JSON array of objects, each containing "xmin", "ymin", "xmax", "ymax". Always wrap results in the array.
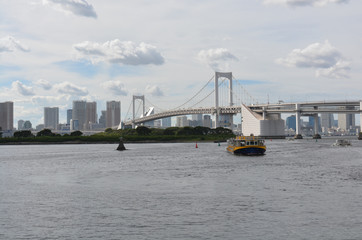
[{"xmin": 227, "ymin": 146, "xmax": 266, "ymax": 156}]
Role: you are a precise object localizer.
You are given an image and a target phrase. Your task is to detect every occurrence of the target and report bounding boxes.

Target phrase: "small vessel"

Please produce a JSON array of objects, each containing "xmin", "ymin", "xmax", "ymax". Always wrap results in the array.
[
  {"xmin": 332, "ymin": 139, "xmax": 351, "ymax": 146},
  {"xmin": 226, "ymin": 136, "xmax": 266, "ymax": 155}
]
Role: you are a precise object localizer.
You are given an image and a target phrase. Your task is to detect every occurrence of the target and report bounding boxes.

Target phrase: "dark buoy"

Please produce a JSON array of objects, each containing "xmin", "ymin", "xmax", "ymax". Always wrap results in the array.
[{"xmin": 117, "ymin": 137, "xmax": 126, "ymax": 151}]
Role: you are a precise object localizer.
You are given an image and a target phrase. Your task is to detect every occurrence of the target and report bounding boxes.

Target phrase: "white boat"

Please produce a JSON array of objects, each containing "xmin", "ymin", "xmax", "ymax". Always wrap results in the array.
[{"xmin": 332, "ymin": 139, "xmax": 351, "ymax": 146}]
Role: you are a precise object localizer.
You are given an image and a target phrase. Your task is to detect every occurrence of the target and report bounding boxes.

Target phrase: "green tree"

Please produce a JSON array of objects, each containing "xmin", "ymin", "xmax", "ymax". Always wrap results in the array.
[
  {"xmin": 194, "ymin": 126, "xmax": 211, "ymax": 135},
  {"xmin": 14, "ymin": 130, "xmax": 34, "ymax": 138},
  {"xmin": 177, "ymin": 126, "xmax": 195, "ymax": 135},
  {"xmin": 164, "ymin": 127, "xmax": 179, "ymax": 135},
  {"xmin": 37, "ymin": 129, "xmax": 55, "ymax": 137},
  {"xmin": 105, "ymin": 128, "xmax": 113, "ymax": 133},
  {"xmin": 136, "ymin": 126, "xmax": 151, "ymax": 135},
  {"xmin": 70, "ymin": 130, "xmax": 83, "ymax": 136}
]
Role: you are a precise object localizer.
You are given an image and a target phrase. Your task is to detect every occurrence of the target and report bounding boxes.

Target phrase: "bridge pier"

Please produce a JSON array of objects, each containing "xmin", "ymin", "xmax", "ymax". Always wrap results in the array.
[
  {"xmin": 215, "ymin": 72, "xmax": 233, "ymax": 129},
  {"xmin": 313, "ymin": 113, "xmax": 321, "ymax": 139},
  {"xmin": 359, "ymin": 101, "xmax": 362, "ymax": 140},
  {"xmin": 294, "ymin": 104, "xmax": 303, "ymax": 139}
]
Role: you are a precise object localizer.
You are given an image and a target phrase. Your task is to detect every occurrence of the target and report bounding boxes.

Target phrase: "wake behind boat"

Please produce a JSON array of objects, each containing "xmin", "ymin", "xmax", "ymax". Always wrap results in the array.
[{"xmin": 226, "ymin": 136, "xmax": 266, "ymax": 155}]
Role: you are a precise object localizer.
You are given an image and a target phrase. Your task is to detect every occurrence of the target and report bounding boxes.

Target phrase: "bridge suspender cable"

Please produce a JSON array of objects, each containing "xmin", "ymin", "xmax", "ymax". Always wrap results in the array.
[{"xmin": 170, "ymin": 75, "xmax": 215, "ymax": 110}]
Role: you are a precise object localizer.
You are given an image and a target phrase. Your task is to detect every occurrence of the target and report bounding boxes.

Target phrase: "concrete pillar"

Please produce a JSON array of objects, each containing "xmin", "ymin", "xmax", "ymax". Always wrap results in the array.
[
  {"xmin": 312, "ymin": 113, "xmax": 321, "ymax": 139},
  {"xmin": 214, "ymin": 75, "xmax": 219, "ymax": 128},
  {"xmin": 294, "ymin": 104, "xmax": 302, "ymax": 139},
  {"xmin": 132, "ymin": 95, "xmax": 145, "ymax": 129},
  {"xmin": 295, "ymin": 104, "xmax": 301, "ymax": 135},
  {"xmin": 262, "ymin": 107, "xmax": 267, "ymax": 120},
  {"xmin": 359, "ymin": 102, "xmax": 362, "ymax": 139}
]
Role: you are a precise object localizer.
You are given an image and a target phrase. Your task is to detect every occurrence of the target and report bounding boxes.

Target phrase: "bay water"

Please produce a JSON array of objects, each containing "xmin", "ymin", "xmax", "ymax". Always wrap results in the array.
[{"xmin": 1, "ymin": 138, "xmax": 362, "ymax": 239}]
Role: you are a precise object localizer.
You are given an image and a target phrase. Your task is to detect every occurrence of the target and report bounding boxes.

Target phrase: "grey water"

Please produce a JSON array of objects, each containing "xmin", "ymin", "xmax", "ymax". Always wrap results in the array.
[{"xmin": 1, "ymin": 138, "xmax": 362, "ymax": 240}]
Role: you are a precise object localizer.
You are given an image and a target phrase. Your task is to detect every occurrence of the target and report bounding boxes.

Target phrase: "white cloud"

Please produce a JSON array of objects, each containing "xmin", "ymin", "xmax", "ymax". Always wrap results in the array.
[
  {"xmin": 12, "ymin": 81, "xmax": 35, "ymax": 96},
  {"xmin": 102, "ymin": 80, "xmax": 128, "ymax": 96},
  {"xmin": 0, "ymin": 36, "xmax": 30, "ymax": 53},
  {"xmin": 263, "ymin": 0, "xmax": 349, "ymax": 7},
  {"xmin": 55, "ymin": 81, "xmax": 88, "ymax": 96},
  {"xmin": 42, "ymin": 0, "xmax": 97, "ymax": 18},
  {"xmin": 73, "ymin": 39, "xmax": 165, "ymax": 66},
  {"xmin": 35, "ymin": 79, "xmax": 52, "ymax": 90},
  {"xmin": 31, "ymin": 94, "xmax": 71, "ymax": 106},
  {"xmin": 276, "ymin": 41, "xmax": 350, "ymax": 78},
  {"xmin": 145, "ymin": 85, "xmax": 164, "ymax": 97},
  {"xmin": 198, "ymin": 48, "xmax": 238, "ymax": 71}
]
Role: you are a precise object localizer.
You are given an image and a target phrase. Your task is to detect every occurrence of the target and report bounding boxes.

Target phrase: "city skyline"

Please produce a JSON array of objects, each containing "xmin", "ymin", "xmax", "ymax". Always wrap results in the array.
[{"xmin": 1, "ymin": 1, "xmax": 362, "ymax": 126}]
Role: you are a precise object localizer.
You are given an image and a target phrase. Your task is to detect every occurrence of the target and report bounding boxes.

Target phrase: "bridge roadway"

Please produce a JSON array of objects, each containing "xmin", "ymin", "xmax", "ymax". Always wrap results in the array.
[{"xmin": 123, "ymin": 100, "xmax": 362, "ymax": 126}]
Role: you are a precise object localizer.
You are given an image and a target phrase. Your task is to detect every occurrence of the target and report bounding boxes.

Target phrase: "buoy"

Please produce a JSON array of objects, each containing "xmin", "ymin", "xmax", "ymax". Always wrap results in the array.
[
  {"xmin": 195, "ymin": 142, "xmax": 198, "ymax": 148},
  {"xmin": 218, "ymin": 142, "xmax": 220, "ymax": 146}
]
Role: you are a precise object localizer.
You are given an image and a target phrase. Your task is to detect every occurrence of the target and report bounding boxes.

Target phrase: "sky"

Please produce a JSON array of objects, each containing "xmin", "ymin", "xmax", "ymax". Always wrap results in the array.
[{"xmin": 1, "ymin": 0, "xmax": 362, "ymax": 127}]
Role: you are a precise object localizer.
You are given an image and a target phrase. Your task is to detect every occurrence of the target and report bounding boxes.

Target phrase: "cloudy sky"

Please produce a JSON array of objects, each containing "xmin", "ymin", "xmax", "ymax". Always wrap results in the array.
[{"xmin": 1, "ymin": 0, "xmax": 361, "ymax": 126}]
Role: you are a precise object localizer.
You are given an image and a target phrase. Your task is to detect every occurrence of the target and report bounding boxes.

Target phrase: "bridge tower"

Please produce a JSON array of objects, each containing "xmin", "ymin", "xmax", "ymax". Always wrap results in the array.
[
  {"xmin": 132, "ymin": 95, "xmax": 145, "ymax": 128},
  {"xmin": 215, "ymin": 72, "xmax": 233, "ymax": 129}
]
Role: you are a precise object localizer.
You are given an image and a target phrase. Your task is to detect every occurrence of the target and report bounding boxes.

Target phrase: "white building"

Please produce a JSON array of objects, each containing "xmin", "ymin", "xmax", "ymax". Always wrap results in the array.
[
  {"xmin": 176, "ymin": 116, "xmax": 188, "ymax": 127},
  {"xmin": 241, "ymin": 104, "xmax": 284, "ymax": 137}
]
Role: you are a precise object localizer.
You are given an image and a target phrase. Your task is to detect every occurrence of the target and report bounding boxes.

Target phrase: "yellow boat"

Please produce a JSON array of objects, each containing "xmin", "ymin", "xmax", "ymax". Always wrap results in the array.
[{"xmin": 226, "ymin": 136, "xmax": 266, "ymax": 155}]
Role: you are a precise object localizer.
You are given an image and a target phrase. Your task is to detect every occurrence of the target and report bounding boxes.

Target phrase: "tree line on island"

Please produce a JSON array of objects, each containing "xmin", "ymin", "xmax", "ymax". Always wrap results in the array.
[{"xmin": 0, "ymin": 126, "xmax": 234, "ymax": 143}]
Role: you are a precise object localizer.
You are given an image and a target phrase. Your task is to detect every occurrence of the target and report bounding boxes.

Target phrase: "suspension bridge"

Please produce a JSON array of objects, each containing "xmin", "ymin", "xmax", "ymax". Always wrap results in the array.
[{"xmin": 118, "ymin": 72, "xmax": 362, "ymax": 138}]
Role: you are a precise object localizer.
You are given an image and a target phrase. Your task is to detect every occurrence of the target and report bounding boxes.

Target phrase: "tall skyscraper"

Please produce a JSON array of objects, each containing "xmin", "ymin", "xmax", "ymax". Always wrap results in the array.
[
  {"xmin": 176, "ymin": 116, "xmax": 188, "ymax": 127},
  {"xmin": 286, "ymin": 115, "xmax": 296, "ymax": 130},
  {"xmin": 44, "ymin": 107, "xmax": 59, "ymax": 130},
  {"xmin": 86, "ymin": 102, "xmax": 97, "ymax": 129},
  {"xmin": 67, "ymin": 109, "xmax": 72, "ymax": 125},
  {"xmin": 18, "ymin": 120, "xmax": 25, "ymax": 130},
  {"xmin": 192, "ymin": 114, "xmax": 203, "ymax": 126},
  {"xmin": 72, "ymin": 101, "xmax": 86, "ymax": 130},
  {"xmin": 338, "ymin": 107, "xmax": 355, "ymax": 131},
  {"xmin": 321, "ymin": 113, "xmax": 334, "ymax": 132},
  {"xmin": 99, "ymin": 110, "xmax": 106, "ymax": 128},
  {"xmin": 0, "ymin": 101, "xmax": 14, "ymax": 131},
  {"xmin": 106, "ymin": 101, "xmax": 120, "ymax": 128},
  {"xmin": 203, "ymin": 115, "xmax": 212, "ymax": 128},
  {"xmin": 162, "ymin": 117, "xmax": 171, "ymax": 128}
]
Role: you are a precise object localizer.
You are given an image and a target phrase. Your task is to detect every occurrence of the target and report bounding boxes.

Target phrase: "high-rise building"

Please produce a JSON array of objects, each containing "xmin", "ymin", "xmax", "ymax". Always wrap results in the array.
[
  {"xmin": 99, "ymin": 110, "xmax": 106, "ymax": 128},
  {"xmin": 0, "ymin": 101, "xmax": 14, "ymax": 131},
  {"xmin": 176, "ymin": 116, "xmax": 188, "ymax": 127},
  {"xmin": 106, "ymin": 101, "xmax": 120, "ymax": 128},
  {"xmin": 72, "ymin": 101, "xmax": 86, "ymax": 130},
  {"xmin": 321, "ymin": 113, "xmax": 334, "ymax": 133},
  {"xmin": 338, "ymin": 107, "xmax": 355, "ymax": 131},
  {"xmin": 86, "ymin": 102, "xmax": 97, "ymax": 129},
  {"xmin": 203, "ymin": 115, "xmax": 212, "ymax": 128},
  {"xmin": 67, "ymin": 109, "xmax": 72, "ymax": 125},
  {"xmin": 286, "ymin": 115, "xmax": 296, "ymax": 130},
  {"xmin": 192, "ymin": 114, "xmax": 203, "ymax": 126},
  {"xmin": 162, "ymin": 117, "xmax": 171, "ymax": 128},
  {"xmin": 18, "ymin": 120, "xmax": 25, "ymax": 130},
  {"xmin": 23, "ymin": 121, "xmax": 32, "ymax": 130},
  {"xmin": 44, "ymin": 107, "xmax": 59, "ymax": 130}
]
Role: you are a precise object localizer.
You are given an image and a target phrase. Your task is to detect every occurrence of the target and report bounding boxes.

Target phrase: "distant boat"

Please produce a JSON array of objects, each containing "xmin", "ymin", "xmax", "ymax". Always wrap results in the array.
[
  {"xmin": 226, "ymin": 136, "xmax": 266, "ymax": 155},
  {"xmin": 332, "ymin": 139, "xmax": 351, "ymax": 147}
]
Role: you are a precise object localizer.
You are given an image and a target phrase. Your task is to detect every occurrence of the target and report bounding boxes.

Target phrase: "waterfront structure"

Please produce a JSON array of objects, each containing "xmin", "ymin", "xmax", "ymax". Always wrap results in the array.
[
  {"xmin": 106, "ymin": 101, "xmax": 120, "ymax": 128},
  {"xmin": 67, "ymin": 109, "xmax": 72, "ymax": 125},
  {"xmin": 0, "ymin": 101, "xmax": 14, "ymax": 131},
  {"xmin": 44, "ymin": 107, "xmax": 59, "ymax": 130},
  {"xmin": 241, "ymin": 104, "xmax": 285, "ymax": 137},
  {"xmin": 72, "ymin": 101, "xmax": 86, "ymax": 130}
]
